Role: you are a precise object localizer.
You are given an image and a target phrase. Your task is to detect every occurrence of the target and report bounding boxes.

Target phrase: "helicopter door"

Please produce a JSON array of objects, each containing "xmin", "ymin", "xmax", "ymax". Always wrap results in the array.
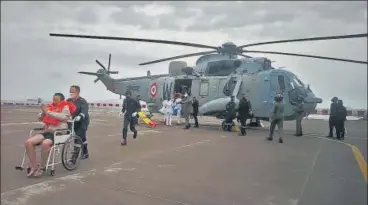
[{"xmin": 191, "ymin": 78, "xmax": 208, "ymax": 105}]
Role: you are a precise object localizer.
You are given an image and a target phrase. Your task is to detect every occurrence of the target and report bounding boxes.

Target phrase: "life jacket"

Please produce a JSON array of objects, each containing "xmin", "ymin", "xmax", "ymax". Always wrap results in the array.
[{"xmin": 43, "ymin": 101, "xmax": 76, "ymax": 126}]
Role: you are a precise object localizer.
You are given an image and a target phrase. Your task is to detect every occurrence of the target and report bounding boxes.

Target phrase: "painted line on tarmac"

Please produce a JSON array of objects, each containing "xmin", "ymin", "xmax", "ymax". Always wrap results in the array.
[
  {"xmin": 107, "ymin": 130, "xmax": 161, "ymax": 137},
  {"xmin": 1, "ymin": 122, "xmax": 42, "ymax": 126},
  {"xmin": 306, "ymin": 135, "xmax": 367, "ymax": 183}
]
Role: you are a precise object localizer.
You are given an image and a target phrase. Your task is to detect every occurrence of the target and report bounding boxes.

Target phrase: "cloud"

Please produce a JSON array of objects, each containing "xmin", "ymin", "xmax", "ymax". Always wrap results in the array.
[{"xmin": 1, "ymin": 1, "xmax": 367, "ymax": 109}]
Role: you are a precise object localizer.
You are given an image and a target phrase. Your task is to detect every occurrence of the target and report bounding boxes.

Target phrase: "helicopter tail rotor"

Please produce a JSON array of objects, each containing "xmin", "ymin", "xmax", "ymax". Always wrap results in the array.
[
  {"xmin": 96, "ymin": 53, "xmax": 119, "ymax": 75},
  {"xmin": 78, "ymin": 53, "xmax": 120, "ymax": 84}
]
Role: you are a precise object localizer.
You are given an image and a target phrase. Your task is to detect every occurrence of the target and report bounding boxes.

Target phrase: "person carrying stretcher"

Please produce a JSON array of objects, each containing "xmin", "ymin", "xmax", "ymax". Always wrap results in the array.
[{"xmin": 24, "ymin": 93, "xmax": 76, "ymax": 178}]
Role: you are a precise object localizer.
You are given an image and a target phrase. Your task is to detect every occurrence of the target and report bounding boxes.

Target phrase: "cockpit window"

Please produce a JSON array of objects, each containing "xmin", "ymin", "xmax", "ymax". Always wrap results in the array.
[
  {"xmin": 278, "ymin": 75, "xmax": 285, "ymax": 91},
  {"xmin": 293, "ymin": 77, "xmax": 305, "ymax": 88},
  {"xmin": 206, "ymin": 60, "xmax": 238, "ymax": 76}
]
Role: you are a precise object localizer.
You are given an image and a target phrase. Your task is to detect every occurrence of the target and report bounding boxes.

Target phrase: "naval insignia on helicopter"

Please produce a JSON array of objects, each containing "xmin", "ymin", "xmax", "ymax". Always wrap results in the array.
[{"xmin": 150, "ymin": 82, "xmax": 158, "ymax": 98}]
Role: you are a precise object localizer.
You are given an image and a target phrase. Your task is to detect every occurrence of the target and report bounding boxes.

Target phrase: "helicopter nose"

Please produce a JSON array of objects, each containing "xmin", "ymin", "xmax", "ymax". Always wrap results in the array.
[{"xmin": 304, "ymin": 94, "xmax": 323, "ymax": 104}]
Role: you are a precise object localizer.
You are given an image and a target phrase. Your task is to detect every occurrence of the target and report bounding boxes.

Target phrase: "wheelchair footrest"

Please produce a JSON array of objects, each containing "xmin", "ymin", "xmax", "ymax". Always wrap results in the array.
[{"xmin": 15, "ymin": 166, "xmax": 24, "ymax": 171}]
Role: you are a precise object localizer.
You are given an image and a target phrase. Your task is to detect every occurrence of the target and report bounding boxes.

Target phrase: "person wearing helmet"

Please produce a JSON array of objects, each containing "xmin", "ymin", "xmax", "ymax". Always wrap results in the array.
[
  {"xmin": 267, "ymin": 94, "xmax": 284, "ymax": 143},
  {"xmin": 326, "ymin": 97, "xmax": 339, "ymax": 138},
  {"xmin": 121, "ymin": 90, "xmax": 141, "ymax": 146},
  {"xmin": 293, "ymin": 97, "xmax": 304, "ymax": 136},
  {"xmin": 335, "ymin": 100, "xmax": 347, "ymax": 140}
]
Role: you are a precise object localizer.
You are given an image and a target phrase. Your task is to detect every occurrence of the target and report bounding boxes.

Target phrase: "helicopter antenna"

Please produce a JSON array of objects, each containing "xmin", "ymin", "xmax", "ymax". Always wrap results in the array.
[{"xmin": 49, "ymin": 32, "xmax": 368, "ymax": 65}]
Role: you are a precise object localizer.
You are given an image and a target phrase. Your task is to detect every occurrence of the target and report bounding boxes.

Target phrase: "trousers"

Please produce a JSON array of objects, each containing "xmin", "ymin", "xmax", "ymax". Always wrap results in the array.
[
  {"xmin": 122, "ymin": 114, "xmax": 137, "ymax": 139},
  {"xmin": 176, "ymin": 108, "xmax": 182, "ymax": 124},
  {"xmin": 328, "ymin": 118, "xmax": 337, "ymax": 137},
  {"xmin": 74, "ymin": 127, "xmax": 88, "ymax": 155},
  {"xmin": 335, "ymin": 120, "xmax": 345, "ymax": 139},
  {"xmin": 164, "ymin": 113, "xmax": 172, "ymax": 125},
  {"xmin": 295, "ymin": 114, "xmax": 303, "ymax": 135},
  {"xmin": 270, "ymin": 118, "xmax": 284, "ymax": 139},
  {"xmin": 239, "ymin": 117, "xmax": 247, "ymax": 135}
]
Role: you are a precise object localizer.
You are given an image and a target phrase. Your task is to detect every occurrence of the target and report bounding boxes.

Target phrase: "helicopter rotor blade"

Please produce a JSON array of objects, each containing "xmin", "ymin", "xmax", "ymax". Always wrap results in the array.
[
  {"xmin": 108, "ymin": 53, "xmax": 111, "ymax": 72},
  {"xmin": 96, "ymin": 60, "xmax": 107, "ymax": 70},
  {"xmin": 78, "ymin": 71, "xmax": 98, "ymax": 76},
  {"xmin": 139, "ymin": 51, "xmax": 217, "ymax": 66},
  {"xmin": 49, "ymin": 33, "xmax": 218, "ymax": 50},
  {"xmin": 239, "ymin": 54, "xmax": 253, "ymax": 58},
  {"xmin": 94, "ymin": 78, "xmax": 100, "ymax": 83},
  {"xmin": 238, "ymin": 33, "xmax": 368, "ymax": 49},
  {"xmin": 242, "ymin": 50, "xmax": 368, "ymax": 64}
]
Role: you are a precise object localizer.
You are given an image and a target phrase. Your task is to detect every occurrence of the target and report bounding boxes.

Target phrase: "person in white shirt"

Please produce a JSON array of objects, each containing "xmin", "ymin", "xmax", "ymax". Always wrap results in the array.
[
  {"xmin": 164, "ymin": 98, "xmax": 174, "ymax": 126},
  {"xmin": 174, "ymin": 94, "xmax": 182, "ymax": 125},
  {"xmin": 160, "ymin": 99, "xmax": 168, "ymax": 123}
]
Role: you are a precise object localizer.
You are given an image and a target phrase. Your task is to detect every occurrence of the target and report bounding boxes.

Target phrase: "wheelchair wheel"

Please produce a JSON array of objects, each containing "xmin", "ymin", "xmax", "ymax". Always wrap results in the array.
[
  {"xmin": 221, "ymin": 121, "xmax": 227, "ymax": 131},
  {"xmin": 61, "ymin": 135, "xmax": 83, "ymax": 171}
]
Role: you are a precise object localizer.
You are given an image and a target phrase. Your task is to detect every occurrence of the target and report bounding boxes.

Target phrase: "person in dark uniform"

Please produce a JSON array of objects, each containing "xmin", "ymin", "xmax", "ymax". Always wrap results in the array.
[
  {"xmin": 135, "ymin": 95, "xmax": 141, "ymax": 125},
  {"xmin": 67, "ymin": 85, "xmax": 90, "ymax": 159},
  {"xmin": 224, "ymin": 96, "xmax": 237, "ymax": 132},
  {"xmin": 326, "ymin": 97, "xmax": 339, "ymax": 138},
  {"xmin": 121, "ymin": 90, "xmax": 141, "ymax": 146},
  {"xmin": 192, "ymin": 96, "xmax": 199, "ymax": 128},
  {"xmin": 237, "ymin": 94, "xmax": 251, "ymax": 136},
  {"xmin": 336, "ymin": 100, "xmax": 347, "ymax": 140}
]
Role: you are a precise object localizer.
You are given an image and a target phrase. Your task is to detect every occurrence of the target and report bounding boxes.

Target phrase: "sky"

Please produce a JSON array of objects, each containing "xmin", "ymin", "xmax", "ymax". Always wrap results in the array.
[{"xmin": 1, "ymin": 1, "xmax": 367, "ymax": 109}]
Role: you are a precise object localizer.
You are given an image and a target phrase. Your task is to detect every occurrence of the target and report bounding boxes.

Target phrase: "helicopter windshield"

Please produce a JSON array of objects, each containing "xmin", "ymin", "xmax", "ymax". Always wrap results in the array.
[{"xmin": 206, "ymin": 60, "xmax": 238, "ymax": 76}]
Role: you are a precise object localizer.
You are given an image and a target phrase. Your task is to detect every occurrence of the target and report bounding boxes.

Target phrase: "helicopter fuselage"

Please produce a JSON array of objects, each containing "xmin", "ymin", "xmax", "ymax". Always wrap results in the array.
[{"xmin": 96, "ymin": 60, "xmax": 322, "ymax": 121}]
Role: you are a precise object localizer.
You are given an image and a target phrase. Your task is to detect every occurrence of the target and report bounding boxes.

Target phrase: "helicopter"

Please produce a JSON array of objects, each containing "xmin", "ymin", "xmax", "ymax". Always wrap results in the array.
[{"xmin": 49, "ymin": 32, "xmax": 368, "ymax": 126}]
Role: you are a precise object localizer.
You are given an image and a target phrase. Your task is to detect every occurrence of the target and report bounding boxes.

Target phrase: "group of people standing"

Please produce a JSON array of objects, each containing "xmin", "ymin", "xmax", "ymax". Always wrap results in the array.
[
  {"xmin": 326, "ymin": 97, "xmax": 347, "ymax": 140},
  {"xmin": 160, "ymin": 91, "xmax": 199, "ymax": 129}
]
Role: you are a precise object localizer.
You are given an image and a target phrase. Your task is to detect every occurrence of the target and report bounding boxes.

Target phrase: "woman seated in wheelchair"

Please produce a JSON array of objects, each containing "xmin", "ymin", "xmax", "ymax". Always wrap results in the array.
[{"xmin": 24, "ymin": 93, "xmax": 76, "ymax": 177}]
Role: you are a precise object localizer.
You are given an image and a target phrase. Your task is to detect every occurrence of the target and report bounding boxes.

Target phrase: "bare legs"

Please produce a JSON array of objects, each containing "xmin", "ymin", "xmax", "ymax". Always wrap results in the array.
[{"xmin": 24, "ymin": 134, "xmax": 52, "ymax": 177}]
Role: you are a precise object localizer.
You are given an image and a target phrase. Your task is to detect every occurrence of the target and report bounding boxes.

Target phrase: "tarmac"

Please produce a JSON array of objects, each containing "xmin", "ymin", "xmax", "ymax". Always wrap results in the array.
[{"xmin": 1, "ymin": 107, "xmax": 367, "ymax": 205}]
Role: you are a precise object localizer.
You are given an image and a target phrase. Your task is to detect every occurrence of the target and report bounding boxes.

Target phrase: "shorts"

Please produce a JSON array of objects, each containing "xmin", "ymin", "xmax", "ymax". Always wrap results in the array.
[{"xmin": 42, "ymin": 132, "xmax": 54, "ymax": 144}]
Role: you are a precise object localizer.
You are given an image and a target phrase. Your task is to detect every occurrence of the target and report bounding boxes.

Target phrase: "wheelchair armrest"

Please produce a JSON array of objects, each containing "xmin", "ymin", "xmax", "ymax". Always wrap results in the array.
[
  {"xmin": 55, "ymin": 129, "xmax": 71, "ymax": 132},
  {"xmin": 33, "ymin": 128, "xmax": 45, "ymax": 131}
]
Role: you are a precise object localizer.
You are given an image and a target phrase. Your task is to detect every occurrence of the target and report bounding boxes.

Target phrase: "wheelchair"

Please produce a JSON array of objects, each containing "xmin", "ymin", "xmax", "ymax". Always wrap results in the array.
[
  {"xmin": 15, "ymin": 119, "xmax": 83, "ymax": 176},
  {"xmin": 221, "ymin": 113, "xmax": 237, "ymax": 132}
]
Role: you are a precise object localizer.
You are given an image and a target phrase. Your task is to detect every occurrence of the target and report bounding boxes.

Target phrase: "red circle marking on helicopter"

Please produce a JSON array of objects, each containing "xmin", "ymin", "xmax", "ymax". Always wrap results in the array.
[{"xmin": 150, "ymin": 82, "xmax": 158, "ymax": 97}]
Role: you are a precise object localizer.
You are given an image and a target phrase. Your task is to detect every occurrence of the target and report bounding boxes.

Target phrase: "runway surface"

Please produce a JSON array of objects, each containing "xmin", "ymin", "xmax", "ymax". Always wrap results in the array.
[{"xmin": 1, "ymin": 107, "xmax": 367, "ymax": 205}]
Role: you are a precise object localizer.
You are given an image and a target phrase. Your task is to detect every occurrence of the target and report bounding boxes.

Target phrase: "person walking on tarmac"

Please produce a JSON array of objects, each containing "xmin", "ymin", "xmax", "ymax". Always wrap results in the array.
[
  {"xmin": 336, "ymin": 99, "xmax": 347, "ymax": 140},
  {"xmin": 224, "ymin": 96, "xmax": 237, "ymax": 132},
  {"xmin": 181, "ymin": 92, "xmax": 192, "ymax": 129},
  {"xmin": 267, "ymin": 94, "xmax": 284, "ymax": 143},
  {"xmin": 293, "ymin": 97, "xmax": 304, "ymax": 136},
  {"xmin": 121, "ymin": 90, "xmax": 141, "ymax": 146},
  {"xmin": 326, "ymin": 97, "xmax": 339, "ymax": 138},
  {"xmin": 67, "ymin": 85, "xmax": 90, "ymax": 159},
  {"xmin": 192, "ymin": 96, "xmax": 199, "ymax": 128},
  {"xmin": 237, "ymin": 94, "xmax": 251, "ymax": 136}
]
